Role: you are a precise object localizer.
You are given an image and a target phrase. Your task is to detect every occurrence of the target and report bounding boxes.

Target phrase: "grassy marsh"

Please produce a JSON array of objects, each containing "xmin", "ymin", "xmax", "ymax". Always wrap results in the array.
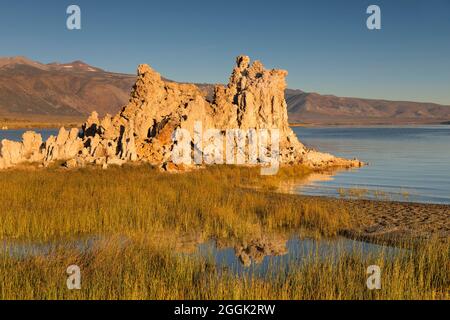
[{"xmin": 0, "ymin": 165, "xmax": 448, "ymax": 300}]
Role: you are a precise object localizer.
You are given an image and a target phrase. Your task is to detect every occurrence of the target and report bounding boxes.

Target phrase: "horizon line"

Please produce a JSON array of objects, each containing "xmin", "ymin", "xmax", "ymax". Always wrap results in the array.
[{"xmin": 1, "ymin": 55, "xmax": 449, "ymax": 107}]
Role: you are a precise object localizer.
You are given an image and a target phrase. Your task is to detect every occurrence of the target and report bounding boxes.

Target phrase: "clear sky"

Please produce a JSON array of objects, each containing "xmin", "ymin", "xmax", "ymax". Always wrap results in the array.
[{"xmin": 0, "ymin": 0, "xmax": 449, "ymax": 104}]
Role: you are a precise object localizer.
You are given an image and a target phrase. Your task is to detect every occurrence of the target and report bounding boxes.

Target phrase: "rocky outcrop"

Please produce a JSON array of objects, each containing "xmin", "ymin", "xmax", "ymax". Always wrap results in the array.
[
  {"xmin": 0, "ymin": 131, "xmax": 43, "ymax": 169},
  {"xmin": 44, "ymin": 128, "xmax": 83, "ymax": 164},
  {"xmin": 0, "ymin": 128, "xmax": 83, "ymax": 169},
  {"xmin": 0, "ymin": 55, "xmax": 362, "ymax": 171}
]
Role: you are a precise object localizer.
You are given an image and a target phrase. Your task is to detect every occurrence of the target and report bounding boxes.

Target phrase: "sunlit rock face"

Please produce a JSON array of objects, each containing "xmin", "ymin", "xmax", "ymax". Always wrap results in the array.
[{"xmin": 0, "ymin": 56, "xmax": 362, "ymax": 170}]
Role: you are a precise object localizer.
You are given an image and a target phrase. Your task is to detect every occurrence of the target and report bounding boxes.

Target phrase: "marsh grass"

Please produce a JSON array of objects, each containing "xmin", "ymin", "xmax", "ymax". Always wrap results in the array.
[
  {"xmin": 0, "ymin": 236, "xmax": 448, "ymax": 300},
  {"xmin": 339, "ymin": 187, "xmax": 369, "ymax": 199},
  {"xmin": 338, "ymin": 187, "xmax": 413, "ymax": 202},
  {"xmin": 0, "ymin": 165, "xmax": 448, "ymax": 300},
  {"xmin": 0, "ymin": 164, "xmax": 347, "ymax": 242}
]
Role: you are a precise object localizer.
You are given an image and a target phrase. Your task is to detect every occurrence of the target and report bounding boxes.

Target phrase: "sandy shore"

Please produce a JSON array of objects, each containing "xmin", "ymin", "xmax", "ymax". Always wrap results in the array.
[{"xmin": 295, "ymin": 195, "xmax": 450, "ymax": 244}]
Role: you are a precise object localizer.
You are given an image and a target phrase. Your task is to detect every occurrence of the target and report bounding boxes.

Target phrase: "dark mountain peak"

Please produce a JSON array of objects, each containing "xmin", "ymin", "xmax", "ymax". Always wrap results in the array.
[{"xmin": 71, "ymin": 60, "xmax": 87, "ymax": 65}]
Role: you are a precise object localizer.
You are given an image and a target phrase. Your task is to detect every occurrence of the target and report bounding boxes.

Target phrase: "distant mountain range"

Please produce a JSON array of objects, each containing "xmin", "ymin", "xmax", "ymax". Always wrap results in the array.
[
  {"xmin": 285, "ymin": 89, "xmax": 450, "ymax": 125},
  {"xmin": 1, "ymin": 56, "xmax": 449, "ymax": 125},
  {"xmin": 0, "ymin": 57, "xmax": 135, "ymax": 122}
]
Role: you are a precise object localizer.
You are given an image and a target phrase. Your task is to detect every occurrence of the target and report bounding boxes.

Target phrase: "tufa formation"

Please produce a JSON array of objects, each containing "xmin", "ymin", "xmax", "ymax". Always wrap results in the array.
[{"xmin": 0, "ymin": 56, "xmax": 362, "ymax": 171}]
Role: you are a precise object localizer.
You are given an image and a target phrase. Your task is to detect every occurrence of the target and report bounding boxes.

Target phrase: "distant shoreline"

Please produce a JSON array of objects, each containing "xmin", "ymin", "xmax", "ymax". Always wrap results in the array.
[
  {"xmin": 0, "ymin": 117, "xmax": 83, "ymax": 130},
  {"xmin": 289, "ymin": 121, "xmax": 450, "ymax": 127},
  {"xmin": 1, "ymin": 119, "xmax": 449, "ymax": 130}
]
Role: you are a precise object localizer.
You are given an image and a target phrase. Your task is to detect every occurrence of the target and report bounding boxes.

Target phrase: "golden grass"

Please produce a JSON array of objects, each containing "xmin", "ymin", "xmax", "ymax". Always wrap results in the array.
[
  {"xmin": 0, "ymin": 237, "xmax": 448, "ymax": 300},
  {"xmin": 0, "ymin": 165, "xmax": 448, "ymax": 300},
  {"xmin": 0, "ymin": 165, "xmax": 348, "ymax": 242}
]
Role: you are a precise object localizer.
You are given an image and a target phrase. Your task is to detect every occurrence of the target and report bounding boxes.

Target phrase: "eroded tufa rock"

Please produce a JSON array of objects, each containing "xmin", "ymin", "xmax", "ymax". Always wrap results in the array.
[{"xmin": 0, "ymin": 55, "xmax": 363, "ymax": 171}]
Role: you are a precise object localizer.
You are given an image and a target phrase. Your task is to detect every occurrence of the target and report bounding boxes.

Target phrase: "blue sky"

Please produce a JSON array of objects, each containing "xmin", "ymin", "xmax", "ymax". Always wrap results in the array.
[{"xmin": 0, "ymin": 0, "xmax": 449, "ymax": 104}]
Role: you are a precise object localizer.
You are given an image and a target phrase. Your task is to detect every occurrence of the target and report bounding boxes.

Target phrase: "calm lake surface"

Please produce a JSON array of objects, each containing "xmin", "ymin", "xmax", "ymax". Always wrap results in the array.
[
  {"xmin": 293, "ymin": 125, "xmax": 450, "ymax": 205},
  {"xmin": 0, "ymin": 129, "xmax": 58, "ymax": 142},
  {"xmin": 195, "ymin": 237, "xmax": 401, "ymax": 277}
]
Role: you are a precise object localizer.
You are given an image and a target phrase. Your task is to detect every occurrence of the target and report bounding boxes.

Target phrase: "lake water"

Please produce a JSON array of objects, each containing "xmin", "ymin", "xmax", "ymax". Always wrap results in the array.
[
  {"xmin": 293, "ymin": 125, "xmax": 450, "ymax": 205},
  {"xmin": 2, "ymin": 236, "xmax": 403, "ymax": 276},
  {"xmin": 0, "ymin": 129, "xmax": 58, "ymax": 142},
  {"xmin": 195, "ymin": 237, "xmax": 402, "ymax": 277}
]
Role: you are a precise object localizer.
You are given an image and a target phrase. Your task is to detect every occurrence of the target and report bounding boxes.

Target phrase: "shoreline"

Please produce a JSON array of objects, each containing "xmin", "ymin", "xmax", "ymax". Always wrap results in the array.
[
  {"xmin": 1, "ymin": 120, "xmax": 449, "ymax": 131},
  {"xmin": 289, "ymin": 122, "xmax": 450, "ymax": 127},
  {"xmin": 0, "ymin": 116, "xmax": 84, "ymax": 130},
  {"xmin": 293, "ymin": 194, "xmax": 450, "ymax": 244},
  {"xmin": 0, "ymin": 122, "xmax": 82, "ymax": 130}
]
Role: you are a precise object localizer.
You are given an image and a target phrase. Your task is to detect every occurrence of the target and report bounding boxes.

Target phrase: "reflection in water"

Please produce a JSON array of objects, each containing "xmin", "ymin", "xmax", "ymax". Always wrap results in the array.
[
  {"xmin": 2, "ymin": 233, "xmax": 402, "ymax": 278},
  {"xmin": 193, "ymin": 236, "xmax": 402, "ymax": 277},
  {"xmin": 214, "ymin": 235, "xmax": 289, "ymax": 268},
  {"xmin": 278, "ymin": 167, "xmax": 406, "ymax": 201},
  {"xmin": 278, "ymin": 170, "xmax": 338, "ymax": 194}
]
